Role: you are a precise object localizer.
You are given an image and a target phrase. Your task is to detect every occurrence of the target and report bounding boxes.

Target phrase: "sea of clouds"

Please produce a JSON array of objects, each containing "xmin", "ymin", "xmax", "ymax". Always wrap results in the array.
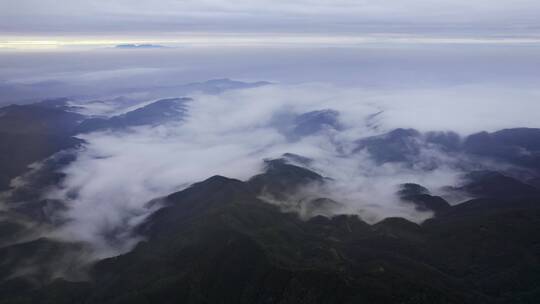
[{"xmin": 37, "ymin": 82, "xmax": 540, "ymax": 258}]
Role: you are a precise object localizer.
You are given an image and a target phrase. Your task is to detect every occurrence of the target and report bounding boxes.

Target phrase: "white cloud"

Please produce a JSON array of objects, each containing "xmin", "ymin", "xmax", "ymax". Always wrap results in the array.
[{"xmin": 43, "ymin": 82, "xmax": 540, "ymax": 258}]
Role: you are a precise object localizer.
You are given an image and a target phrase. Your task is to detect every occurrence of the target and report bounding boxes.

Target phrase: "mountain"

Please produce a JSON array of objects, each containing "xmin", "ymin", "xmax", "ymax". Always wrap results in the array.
[
  {"xmin": 464, "ymin": 128, "xmax": 540, "ymax": 170},
  {"xmin": 179, "ymin": 78, "xmax": 271, "ymax": 95},
  {"xmin": 0, "ymin": 103, "xmax": 84, "ymax": 190},
  {"xmin": 247, "ymin": 158, "xmax": 324, "ymax": 200},
  {"xmin": 292, "ymin": 109, "xmax": 342, "ymax": 137},
  {"xmin": 451, "ymin": 171, "xmax": 540, "ymax": 199},
  {"xmin": 0, "ymin": 79, "xmax": 270, "ymax": 189},
  {"xmin": 354, "ymin": 128, "xmax": 422, "ymax": 163},
  {"xmin": 2, "ymin": 96, "xmax": 540, "ymax": 303},
  {"xmin": 77, "ymin": 98, "xmax": 190, "ymax": 133},
  {"xmin": 354, "ymin": 127, "xmax": 540, "ymax": 177},
  {"xmin": 1, "ymin": 159, "xmax": 540, "ymax": 303},
  {"xmin": 0, "ymin": 96, "xmax": 192, "ymax": 190},
  {"xmin": 397, "ymin": 183, "xmax": 451, "ymax": 215}
]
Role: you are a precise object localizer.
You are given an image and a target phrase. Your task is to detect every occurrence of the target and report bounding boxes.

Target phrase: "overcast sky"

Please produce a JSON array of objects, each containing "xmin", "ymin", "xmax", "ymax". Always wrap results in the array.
[{"xmin": 2, "ymin": 0, "xmax": 540, "ymax": 39}]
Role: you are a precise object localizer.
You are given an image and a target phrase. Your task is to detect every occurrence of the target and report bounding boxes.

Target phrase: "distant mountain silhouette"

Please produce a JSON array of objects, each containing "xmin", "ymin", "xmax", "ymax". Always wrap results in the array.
[
  {"xmin": 115, "ymin": 44, "xmax": 167, "ymax": 49},
  {"xmin": 77, "ymin": 97, "xmax": 191, "ymax": 132}
]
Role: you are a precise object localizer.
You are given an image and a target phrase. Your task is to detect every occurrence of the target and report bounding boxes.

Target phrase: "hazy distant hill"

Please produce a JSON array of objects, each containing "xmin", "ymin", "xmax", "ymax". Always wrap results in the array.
[{"xmin": 115, "ymin": 44, "xmax": 167, "ymax": 49}]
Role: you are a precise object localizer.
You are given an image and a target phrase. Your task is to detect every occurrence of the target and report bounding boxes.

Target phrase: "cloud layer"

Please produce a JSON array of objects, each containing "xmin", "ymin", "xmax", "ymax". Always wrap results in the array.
[{"xmin": 40, "ymin": 82, "xmax": 540, "ymax": 258}]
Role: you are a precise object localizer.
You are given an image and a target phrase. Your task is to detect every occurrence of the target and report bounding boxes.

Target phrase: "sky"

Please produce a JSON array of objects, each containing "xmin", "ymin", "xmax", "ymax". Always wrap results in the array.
[
  {"xmin": 2, "ymin": 0, "xmax": 540, "ymax": 48},
  {"xmin": 2, "ymin": 45, "xmax": 540, "ymax": 105}
]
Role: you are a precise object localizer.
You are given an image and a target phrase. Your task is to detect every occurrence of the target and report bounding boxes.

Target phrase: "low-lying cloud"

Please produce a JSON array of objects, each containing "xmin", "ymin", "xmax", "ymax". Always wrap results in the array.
[{"xmin": 41, "ymin": 83, "xmax": 540, "ymax": 258}]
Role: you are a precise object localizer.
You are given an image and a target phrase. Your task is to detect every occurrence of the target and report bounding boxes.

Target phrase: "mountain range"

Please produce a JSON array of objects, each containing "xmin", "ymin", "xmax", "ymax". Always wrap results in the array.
[{"xmin": 0, "ymin": 80, "xmax": 539, "ymax": 303}]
